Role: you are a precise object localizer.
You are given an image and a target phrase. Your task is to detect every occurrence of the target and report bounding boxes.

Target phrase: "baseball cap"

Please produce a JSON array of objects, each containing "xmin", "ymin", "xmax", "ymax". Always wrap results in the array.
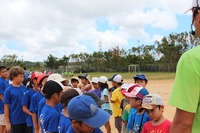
[
  {"xmin": 99, "ymin": 76, "xmax": 108, "ymax": 83},
  {"xmin": 83, "ymin": 93, "xmax": 105, "ymax": 107},
  {"xmin": 31, "ymin": 71, "xmax": 43, "ymax": 80},
  {"xmin": 91, "ymin": 77, "xmax": 99, "ymax": 83},
  {"xmin": 185, "ymin": 0, "xmax": 200, "ymax": 13},
  {"xmin": 142, "ymin": 94, "xmax": 164, "ymax": 110},
  {"xmin": 71, "ymin": 77, "xmax": 79, "ymax": 82},
  {"xmin": 47, "ymin": 73, "xmax": 67, "ymax": 82},
  {"xmin": 78, "ymin": 73, "xmax": 90, "ymax": 81},
  {"xmin": 37, "ymin": 74, "xmax": 48, "ymax": 84},
  {"xmin": 121, "ymin": 84, "xmax": 132, "ymax": 95},
  {"xmin": 133, "ymin": 74, "xmax": 148, "ymax": 82},
  {"xmin": 68, "ymin": 95, "xmax": 110, "ymax": 128},
  {"xmin": 124, "ymin": 84, "xmax": 149, "ymax": 99},
  {"xmin": 108, "ymin": 74, "xmax": 123, "ymax": 83}
]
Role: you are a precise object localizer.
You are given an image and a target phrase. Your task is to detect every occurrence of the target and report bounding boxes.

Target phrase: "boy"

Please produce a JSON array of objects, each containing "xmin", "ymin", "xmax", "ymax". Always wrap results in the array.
[
  {"xmin": 141, "ymin": 94, "xmax": 171, "ymax": 133},
  {"xmin": 66, "ymin": 95, "xmax": 110, "ymax": 133},
  {"xmin": 0, "ymin": 66, "xmax": 9, "ymax": 133},
  {"xmin": 30, "ymin": 74, "xmax": 48, "ymax": 132},
  {"xmin": 78, "ymin": 73, "xmax": 92, "ymax": 93},
  {"xmin": 109, "ymin": 74, "xmax": 124, "ymax": 133},
  {"xmin": 91, "ymin": 77, "xmax": 101, "ymax": 98},
  {"xmin": 40, "ymin": 80, "xmax": 63, "ymax": 133},
  {"xmin": 22, "ymin": 72, "xmax": 42, "ymax": 133},
  {"xmin": 58, "ymin": 89, "xmax": 80, "ymax": 133},
  {"xmin": 71, "ymin": 77, "xmax": 83, "ymax": 95},
  {"xmin": 133, "ymin": 74, "xmax": 148, "ymax": 88},
  {"xmin": 4, "ymin": 66, "xmax": 28, "ymax": 133},
  {"xmin": 124, "ymin": 84, "xmax": 150, "ymax": 133}
]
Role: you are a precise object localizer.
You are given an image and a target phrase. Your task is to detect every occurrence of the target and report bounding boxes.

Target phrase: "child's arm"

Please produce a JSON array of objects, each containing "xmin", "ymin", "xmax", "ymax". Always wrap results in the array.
[
  {"xmin": 32, "ymin": 113, "xmax": 39, "ymax": 133},
  {"xmin": 22, "ymin": 105, "xmax": 33, "ymax": 117},
  {"xmin": 4, "ymin": 104, "xmax": 11, "ymax": 133}
]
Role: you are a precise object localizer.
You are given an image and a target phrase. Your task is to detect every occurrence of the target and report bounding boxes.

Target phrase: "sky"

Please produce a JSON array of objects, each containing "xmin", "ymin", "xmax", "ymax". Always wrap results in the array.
[{"xmin": 0, "ymin": 0, "xmax": 193, "ymax": 62}]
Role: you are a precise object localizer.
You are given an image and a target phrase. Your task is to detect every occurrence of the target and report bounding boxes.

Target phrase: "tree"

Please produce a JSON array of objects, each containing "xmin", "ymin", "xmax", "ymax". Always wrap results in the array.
[
  {"xmin": 0, "ymin": 54, "xmax": 24, "ymax": 68},
  {"xmin": 44, "ymin": 54, "xmax": 59, "ymax": 71}
]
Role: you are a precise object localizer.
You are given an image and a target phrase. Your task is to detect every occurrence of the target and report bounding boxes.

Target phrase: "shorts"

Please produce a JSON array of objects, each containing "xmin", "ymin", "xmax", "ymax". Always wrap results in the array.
[
  {"xmin": 0, "ymin": 114, "xmax": 5, "ymax": 125},
  {"xmin": 115, "ymin": 116, "xmax": 122, "ymax": 132}
]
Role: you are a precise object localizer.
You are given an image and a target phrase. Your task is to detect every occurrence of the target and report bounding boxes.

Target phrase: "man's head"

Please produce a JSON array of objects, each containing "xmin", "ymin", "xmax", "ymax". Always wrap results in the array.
[
  {"xmin": 189, "ymin": 0, "xmax": 200, "ymax": 36},
  {"xmin": 42, "ymin": 80, "xmax": 63, "ymax": 104},
  {"xmin": 133, "ymin": 74, "xmax": 148, "ymax": 88},
  {"xmin": 142, "ymin": 94, "xmax": 164, "ymax": 121},
  {"xmin": 68, "ymin": 95, "xmax": 110, "ymax": 133}
]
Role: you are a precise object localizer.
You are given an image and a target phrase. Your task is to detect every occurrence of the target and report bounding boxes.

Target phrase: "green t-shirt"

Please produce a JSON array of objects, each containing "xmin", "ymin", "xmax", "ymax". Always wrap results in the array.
[{"xmin": 169, "ymin": 46, "xmax": 200, "ymax": 133}]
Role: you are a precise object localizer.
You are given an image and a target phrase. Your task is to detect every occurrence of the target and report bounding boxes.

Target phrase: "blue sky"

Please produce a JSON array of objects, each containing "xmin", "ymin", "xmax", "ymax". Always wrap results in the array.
[{"xmin": 0, "ymin": 0, "xmax": 193, "ymax": 61}]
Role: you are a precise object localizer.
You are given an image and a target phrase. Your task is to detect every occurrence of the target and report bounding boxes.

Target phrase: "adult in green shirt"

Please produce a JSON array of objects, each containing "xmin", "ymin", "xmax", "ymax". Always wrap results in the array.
[{"xmin": 169, "ymin": 1, "xmax": 200, "ymax": 132}]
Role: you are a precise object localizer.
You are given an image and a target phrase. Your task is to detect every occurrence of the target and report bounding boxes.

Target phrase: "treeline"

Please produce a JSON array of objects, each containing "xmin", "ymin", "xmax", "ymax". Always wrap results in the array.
[
  {"xmin": 1, "ymin": 32, "xmax": 200, "ymax": 72},
  {"xmin": 44, "ymin": 32, "xmax": 200, "ymax": 72}
]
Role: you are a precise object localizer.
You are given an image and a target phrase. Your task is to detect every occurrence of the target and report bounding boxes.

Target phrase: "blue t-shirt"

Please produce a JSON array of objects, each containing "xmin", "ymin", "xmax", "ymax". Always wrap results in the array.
[
  {"xmin": 30, "ymin": 91, "xmax": 44, "ymax": 114},
  {"xmin": 0, "ymin": 78, "xmax": 9, "ymax": 114},
  {"xmin": 128, "ymin": 111, "xmax": 150, "ymax": 133},
  {"xmin": 4, "ymin": 85, "xmax": 27, "ymax": 125},
  {"xmin": 38, "ymin": 98, "xmax": 63, "ymax": 117},
  {"xmin": 40, "ymin": 104, "xmax": 60, "ymax": 133},
  {"xmin": 66, "ymin": 125, "xmax": 103, "ymax": 133},
  {"xmin": 126, "ymin": 108, "xmax": 137, "ymax": 131},
  {"xmin": 22, "ymin": 88, "xmax": 37, "ymax": 127},
  {"xmin": 91, "ymin": 88, "xmax": 101, "ymax": 98},
  {"xmin": 58, "ymin": 114, "xmax": 71, "ymax": 133}
]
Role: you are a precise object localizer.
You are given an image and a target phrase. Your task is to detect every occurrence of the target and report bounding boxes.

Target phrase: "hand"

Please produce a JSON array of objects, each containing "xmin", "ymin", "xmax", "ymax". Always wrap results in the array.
[{"xmin": 5, "ymin": 122, "xmax": 11, "ymax": 133}]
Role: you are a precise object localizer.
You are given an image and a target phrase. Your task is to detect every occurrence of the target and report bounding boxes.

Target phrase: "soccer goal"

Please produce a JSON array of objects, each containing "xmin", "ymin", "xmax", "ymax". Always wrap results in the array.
[{"xmin": 128, "ymin": 64, "xmax": 140, "ymax": 73}]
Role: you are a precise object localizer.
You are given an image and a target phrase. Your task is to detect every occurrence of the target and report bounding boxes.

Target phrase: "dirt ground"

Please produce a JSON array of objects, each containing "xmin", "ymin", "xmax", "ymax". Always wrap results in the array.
[{"xmin": 101, "ymin": 79, "xmax": 175, "ymax": 132}]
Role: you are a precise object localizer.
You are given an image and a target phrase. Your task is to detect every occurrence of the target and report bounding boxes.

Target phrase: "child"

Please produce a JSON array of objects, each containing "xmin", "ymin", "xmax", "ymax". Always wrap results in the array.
[
  {"xmin": 141, "ymin": 94, "xmax": 171, "ymax": 133},
  {"xmin": 4, "ymin": 66, "xmax": 28, "ymax": 133},
  {"xmin": 58, "ymin": 89, "xmax": 80, "ymax": 133},
  {"xmin": 91, "ymin": 77, "xmax": 101, "ymax": 98},
  {"xmin": 0, "ymin": 66, "xmax": 9, "ymax": 133},
  {"xmin": 66, "ymin": 95, "xmax": 110, "ymax": 133},
  {"xmin": 22, "ymin": 72, "xmax": 42, "ymax": 133},
  {"xmin": 133, "ymin": 74, "xmax": 148, "ymax": 88},
  {"xmin": 40, "ymin": 80, "xmax": 63, "ymax": 133},
  {"xmin": 30, "ymin": 74, "xmax": 48, "ymax": 133},
  {"xmin": 78, "ymin": 73, "xmax": 92, "ymax": 93},
  {"xmin": 124, "ymin": 84, "xmax": 150, "ymax": 133},
  {"xmin": 110, "ymin": 74, "xmax": 124, "ymax": 133}
]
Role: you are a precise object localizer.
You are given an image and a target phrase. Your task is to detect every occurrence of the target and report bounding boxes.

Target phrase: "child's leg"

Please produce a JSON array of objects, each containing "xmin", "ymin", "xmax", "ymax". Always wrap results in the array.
[
  {"xmin": 0, "ymin": 114, "xmax": 6, "ymax": 133},
  {"xmin": 115, "ymin": 116, "xmax": 122, "ymax": 133}
]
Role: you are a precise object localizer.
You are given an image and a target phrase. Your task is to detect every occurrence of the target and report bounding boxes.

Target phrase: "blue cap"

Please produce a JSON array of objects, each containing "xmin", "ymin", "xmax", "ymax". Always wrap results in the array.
[
  {"xmin": 133, "ymin": 74, "xmax": 148, "ymax": 82},
  {"xmin": 67, "ymin": 95, "xmax": 110, "ymax": 128}
]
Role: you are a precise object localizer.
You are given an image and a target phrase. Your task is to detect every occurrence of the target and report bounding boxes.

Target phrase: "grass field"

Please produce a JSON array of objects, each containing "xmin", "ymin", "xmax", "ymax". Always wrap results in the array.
[{"xmin": 71, "ymin": 72, "xmax": 176, "ymax": 80}]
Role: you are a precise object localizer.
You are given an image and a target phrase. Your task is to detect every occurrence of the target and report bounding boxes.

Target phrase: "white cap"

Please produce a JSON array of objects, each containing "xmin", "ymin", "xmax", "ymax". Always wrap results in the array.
[
  {"xmin": 47, "ymin": 73, "xmax": 66, "ymax": 82},
  {"xmin": 78, "ymin": 74, "xmax": 90, "ymax": 81},
  {"xmin": 121, "ymin": 84, "xmax": 132, "ymax": 90},
  {"xmin": 185, "ymin": 0, "xmax": 200, "ymax": 13},
  {"xmin": 99, "ymin": 76, "xmax": 108, "ymax": 83},
  {"xmin": 91, "ymin": 77, "xmax": 99, "ymax": 83},
  {"xmin": 113, "ymin": 74, "xmax": 123, "ymax": 83},
  {"xmin": 142, "ymin": 94, "xmax": 164, "ymax": 109}
]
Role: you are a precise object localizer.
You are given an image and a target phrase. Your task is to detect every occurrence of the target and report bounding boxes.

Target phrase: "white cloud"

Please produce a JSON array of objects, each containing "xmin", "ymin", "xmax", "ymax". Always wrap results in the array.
[{"xmin": 0, "ymin": 0, "xmax": 191, "ymax": 61}]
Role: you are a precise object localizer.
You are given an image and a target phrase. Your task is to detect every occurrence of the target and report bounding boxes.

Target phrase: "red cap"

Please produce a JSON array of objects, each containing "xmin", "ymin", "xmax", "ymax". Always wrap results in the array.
[
  {"xmin": 37, "ymin": 74, "xmax": 48, "ymax": 84},
  {"xmin": 31, "ymin": 71, "xmax": 43, "ymax": 80}
]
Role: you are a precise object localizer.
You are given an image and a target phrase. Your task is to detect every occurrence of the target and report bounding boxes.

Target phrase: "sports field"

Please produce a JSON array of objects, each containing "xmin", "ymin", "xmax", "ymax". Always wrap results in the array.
[{"xmin": 73, "ymin": 72, "xmax": 176, "ymax": 132}]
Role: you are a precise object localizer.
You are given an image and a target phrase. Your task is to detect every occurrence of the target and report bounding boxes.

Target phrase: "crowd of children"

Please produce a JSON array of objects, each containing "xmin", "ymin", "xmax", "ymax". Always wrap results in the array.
[{"xmin": 0, "ymin": 65, "xmax": 172, "ymax": 133}]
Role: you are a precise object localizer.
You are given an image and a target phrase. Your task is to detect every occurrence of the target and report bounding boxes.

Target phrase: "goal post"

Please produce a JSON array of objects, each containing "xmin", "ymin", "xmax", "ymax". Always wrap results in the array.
[{"xmin": 128, "ymin": 64, "xmax": 140, "ymax": 73}]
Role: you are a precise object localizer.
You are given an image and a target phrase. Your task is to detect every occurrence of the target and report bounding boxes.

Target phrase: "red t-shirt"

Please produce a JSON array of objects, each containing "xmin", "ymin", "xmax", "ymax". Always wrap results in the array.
[{"xmin": 142, "ymin": 119, "xmax": 171, "ymax": 133}]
